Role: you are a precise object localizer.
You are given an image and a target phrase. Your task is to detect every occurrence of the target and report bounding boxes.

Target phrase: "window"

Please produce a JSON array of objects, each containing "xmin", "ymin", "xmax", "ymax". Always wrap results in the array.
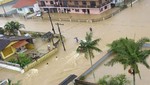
[
  {"xmin": 50, "ymin": 1, "xmax": 54, "ymax": 4},
  {"xmin": 100, "ymin": 8, "xmax": 103, "ymax": 12},
  {"xmin": 99, "ymin": 0, "xmax": 102, "ymax": 4},
  {"xmin": 18, "ymin": 8, "xmax": 22, "ymax": 11},
  {"xmin": 44, "ymin": 8, "xmax": 48, "ymax": 11},
  {"xmin": 90, "ymin": 1, "xmax": 96, "ymax": 8},
  {"xmin": 82, "ymin": 1, "xmax": 86, "ymax": 5},
  {"xmin": 82, "ymin": 9, "xmax": 86, "ymax": 13},
  {"xmin": 75, "ymin": 9, "xmax": 79, "ymax": 12},
  {"xmin": 63, "ymin": 1, "xmax": 68, "ymax": 7},
  {"xmin": 74, "ymin": 1, "xmax": 79, "ymax": 6},
  {"xmin": 104, "ymin": 6, "xmax": 107, "ymax": 9},
  {"xmin": 67, "ymin": 9, "xmax": 71, "ymax": 12}
]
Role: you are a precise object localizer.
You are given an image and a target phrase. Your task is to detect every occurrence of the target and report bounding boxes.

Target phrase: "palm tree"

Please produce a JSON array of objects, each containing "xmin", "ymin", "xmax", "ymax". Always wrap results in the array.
[
  {"xmin": 76, "ymin": 32, "xmax": 102, "ymax": 81},
  {"xmin": 4, "ymin": 21, "xmax": 25, "ymax": 36},
  {"xmin": 106, "ymin": 37, "xmax": 150, "ymax": 85}
]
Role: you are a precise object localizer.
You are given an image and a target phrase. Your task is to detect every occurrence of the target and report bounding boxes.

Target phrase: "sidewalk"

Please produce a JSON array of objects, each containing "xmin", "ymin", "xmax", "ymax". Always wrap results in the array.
[
  {"xmin": 41, "ymin": 7, "xmax": 121, "ymax": 22},
  {"xmin": 2, "ymin": 7, "xmax": 123, "ymax": 22}
]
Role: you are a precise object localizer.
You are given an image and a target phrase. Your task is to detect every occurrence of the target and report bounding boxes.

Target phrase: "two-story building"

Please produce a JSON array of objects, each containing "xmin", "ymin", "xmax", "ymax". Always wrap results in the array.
[{"xmin": 38, "ymin": 0, "xmax": 111, "ymax": 14}]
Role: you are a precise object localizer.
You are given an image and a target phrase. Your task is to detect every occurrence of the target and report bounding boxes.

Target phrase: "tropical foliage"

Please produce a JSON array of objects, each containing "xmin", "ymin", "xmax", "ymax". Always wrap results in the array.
[
  {"xmin": 4, "ymin": 21, "xmax": 25, "ymax": 35},
  {"xmin": 9, "ymin": 53, "xmax": 32, "ymax": 68},
  {"xmin": 98, "ymin": 74, "xmax": 130, "ymax": 85},
  {"xmin": 106, "ymin": 37, "xmax": 150, "ymax": 85},
  {"xmin": 76, "ymin": 32, "xmax": 101, "ymax": 80},
  {"xmin": 0, "ymin": 27, "xmax": 4, "ymax": 34}
]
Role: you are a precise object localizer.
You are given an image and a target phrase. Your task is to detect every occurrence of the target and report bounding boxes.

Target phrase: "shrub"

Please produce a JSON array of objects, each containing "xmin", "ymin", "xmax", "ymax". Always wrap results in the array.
[
  {"xmin": 9, "ymin": 53, "xmax": 32, "ymax": 68},
  {"xmin": 98, "ymin": 74, "xmax": 130, "ymax": 85},
  {"xmin": 31, "ymin": 32, "xmax": 42, "ymax": 38},
  {"xmin": 79, "ymin": 76, "xmax": 85, "ymax": 80}
]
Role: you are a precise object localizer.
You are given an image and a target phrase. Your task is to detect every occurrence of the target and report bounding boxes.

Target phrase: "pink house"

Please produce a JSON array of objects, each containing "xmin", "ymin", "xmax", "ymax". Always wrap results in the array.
[{"xmin": 38, "ymin": 0, "xmax": 111, "ymax": 14}]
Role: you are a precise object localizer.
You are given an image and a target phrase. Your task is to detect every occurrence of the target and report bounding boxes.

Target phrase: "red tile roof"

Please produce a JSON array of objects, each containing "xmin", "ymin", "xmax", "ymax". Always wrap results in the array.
[
  {"xmin": 13, "ymin": 0, "xmax": 36, "ymax": 8},
  {"xmin": 12, "ymin": 40, "xmax": 28, "ymax": 48}
]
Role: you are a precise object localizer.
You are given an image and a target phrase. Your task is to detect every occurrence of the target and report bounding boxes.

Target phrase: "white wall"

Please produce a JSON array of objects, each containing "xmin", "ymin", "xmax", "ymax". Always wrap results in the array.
[
  {"xmin": 33, "ymin": 3, "xmax": 40, "ymax": 12},
  {"xmin": 112, "ymin": 0, "xmax": 124, "ymax": 5},
  {"xmin": 16, "ymin": 6, "xmax": 34, "ymax": 15}
]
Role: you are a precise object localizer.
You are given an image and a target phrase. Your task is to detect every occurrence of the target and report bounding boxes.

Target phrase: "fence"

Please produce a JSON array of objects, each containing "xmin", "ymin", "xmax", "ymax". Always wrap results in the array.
[
  {"xmin": 0, "ymin": 60, "xmax": 23, "ymax": 73},
  {"xmin": 24, "ymin": 48, "xmax": 58, "ymax": 72}
]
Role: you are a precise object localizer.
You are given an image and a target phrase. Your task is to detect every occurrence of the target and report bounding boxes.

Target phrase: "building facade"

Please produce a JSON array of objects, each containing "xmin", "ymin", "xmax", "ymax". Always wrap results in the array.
[
  {"xmin": 38, "ymin": 0, "xmax": 111, "ymax": 14},
  {"xmin": 13, "ymin": 0, "xmax": 40, "ymax": 16}
]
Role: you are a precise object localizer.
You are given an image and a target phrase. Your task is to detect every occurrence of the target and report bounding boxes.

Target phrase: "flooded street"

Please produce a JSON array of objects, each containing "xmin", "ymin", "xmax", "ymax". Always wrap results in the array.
[{"xmin": 0, "ymin": 0, "xmax": 150, "ymax": 85}]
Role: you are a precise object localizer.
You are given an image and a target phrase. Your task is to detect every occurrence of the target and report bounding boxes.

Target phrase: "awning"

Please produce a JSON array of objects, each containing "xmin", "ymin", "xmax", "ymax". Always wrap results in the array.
[{"xmin": 12, "ymin": 40, "xmax": 28, "ymax": 48}]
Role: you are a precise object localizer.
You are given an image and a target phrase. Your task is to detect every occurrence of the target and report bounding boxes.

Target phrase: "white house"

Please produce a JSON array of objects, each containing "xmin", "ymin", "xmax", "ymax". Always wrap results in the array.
[{"xmin": 13, "ymin": 0, "xmax": 40, "ymax": 16}]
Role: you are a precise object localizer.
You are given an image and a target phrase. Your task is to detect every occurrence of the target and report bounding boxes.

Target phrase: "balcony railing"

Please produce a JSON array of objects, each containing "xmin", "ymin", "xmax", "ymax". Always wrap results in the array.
[{"xmin": 39, "ymin": 1, "xmax": 111, "ymax": 8}]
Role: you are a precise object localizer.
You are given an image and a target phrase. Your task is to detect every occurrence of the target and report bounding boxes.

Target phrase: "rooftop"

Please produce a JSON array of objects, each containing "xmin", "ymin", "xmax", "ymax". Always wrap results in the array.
[
  {"xmin": 13, "ymin": 0, "xmax": 36, "ymax": 8},
  {"xmin": 0, "ymin": 35, "xmax": 32, "ymax": 51}
]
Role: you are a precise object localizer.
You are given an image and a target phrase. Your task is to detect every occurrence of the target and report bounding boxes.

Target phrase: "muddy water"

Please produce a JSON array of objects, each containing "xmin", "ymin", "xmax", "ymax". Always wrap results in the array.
[{"xmin": 0, "ymin": 0, "xmax": 150, "ymax": 85}]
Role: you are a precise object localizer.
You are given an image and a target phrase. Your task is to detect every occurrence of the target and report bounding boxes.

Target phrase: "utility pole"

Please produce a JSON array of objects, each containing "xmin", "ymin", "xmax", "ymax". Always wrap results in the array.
[
  {"xmin": 55, "ymin": 23, "xmax": 66, "ymax": 51},
  {"xmin": 131, "ymin": 0, "xmax": 133, "ymax": 7},
  {"xmin": 47, "ymin": 8, "xmax": 56, "ymax": 34},
  {"xmin": 1, "ymin": 2, "xmax": 6, "ymax": 17}
]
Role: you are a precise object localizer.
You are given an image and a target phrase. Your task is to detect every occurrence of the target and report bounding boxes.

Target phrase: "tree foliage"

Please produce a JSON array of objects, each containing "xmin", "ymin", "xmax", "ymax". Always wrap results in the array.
[
  {"xmin": 98, "ymin": 74, "xmax": 130, "ymax": 85},
  {"xmin": 76, "ymin": 32, "xmax": 102, "ymax": 80},
  {"xmin": 76, "ymin": 32, "xmax": 101, "ymax": 59},
  {"xmin": 0, "ymin": 27, "xmax": 4, "ymax": 34},
  {"xmin": 4, "ymin": 21, "xmax": 25, "ymax": 35},
  {"xmin": 9, "ymin": 53, "xmax": 32, "ymax": 68},
  {"xmin": 106, "ymin": 37, "xmax": 150, "ymax": 85}
]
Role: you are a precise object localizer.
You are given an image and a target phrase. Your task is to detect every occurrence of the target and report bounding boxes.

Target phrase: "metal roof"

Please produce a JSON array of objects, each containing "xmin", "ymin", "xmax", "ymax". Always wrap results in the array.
[{"xmin": 0, "ymin": 35, "xmax": 32, "ymax": 51}]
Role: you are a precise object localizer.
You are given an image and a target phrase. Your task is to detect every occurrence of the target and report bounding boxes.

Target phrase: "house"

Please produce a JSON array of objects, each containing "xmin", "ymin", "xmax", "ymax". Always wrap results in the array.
[
  {"xmin": 0, "ymin": 35, "xmax": 34, "ymax": 60},
  {"xmin": 38, "ymin": 0, "xmax": 112, "ymax": 14},
  {"xmin": 12, "ymin": 0, "xmax": 40, "ymax": 16}
]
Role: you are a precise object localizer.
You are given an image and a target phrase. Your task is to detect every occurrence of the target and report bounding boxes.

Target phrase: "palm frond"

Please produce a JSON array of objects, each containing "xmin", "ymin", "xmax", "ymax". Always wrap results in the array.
[
  {"xmin": 136, "ymin": 37, "xmax": 150, "ymax": 49},
  {"xmin": 85, "ymin": 32, "xmax": 92, "ymax": 42},
  {"xmin": 90, "ymin": 46, "xmax": 102, "ymax": 52}
]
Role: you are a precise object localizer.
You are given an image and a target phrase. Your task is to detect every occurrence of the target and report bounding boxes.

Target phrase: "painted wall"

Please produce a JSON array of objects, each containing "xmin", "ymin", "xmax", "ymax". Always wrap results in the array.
[
  {"xmin": 33, "ymin": 3, "xmax": 41, "ymax": 12},
  {"xmin": 1, "ymin": 46, "xmax": 16, "ymax": 59},
  {"xmin": 69, "ymin": 3, "xmax": 111, "ymax": 14},
  {"xmin": 16, "ymin": 6, "xmax": 34, "ymax": 15}
]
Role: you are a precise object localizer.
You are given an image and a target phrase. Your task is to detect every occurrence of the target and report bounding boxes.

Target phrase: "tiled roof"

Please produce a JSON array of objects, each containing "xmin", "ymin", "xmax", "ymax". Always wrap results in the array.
[
  {"xmin": 13, "ymin": 0, "xmax": 36, "ymax": 8},
  {"xmin": 12, "ymin": 40, "xmax": 28, "ymax": 48}
]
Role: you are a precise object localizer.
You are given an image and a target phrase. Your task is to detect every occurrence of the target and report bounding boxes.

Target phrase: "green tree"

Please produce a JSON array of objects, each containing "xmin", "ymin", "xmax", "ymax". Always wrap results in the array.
[
  {"xmin": 76, "ymin": 32, "xmax": 102, "ymax": 81},
  {"xmin": 17, "ymin": 53, "xmax": 32, "ymax": 68},
  {"xmin": 98, "ymin": 74, "xmax": 130, "ymax": 85},
  {"xmin": 4, "ymin": 21, "xmax": 25, "ymax": 36},
  {"xmin": 9, "ymin": 53, "xmax": 32, "ymax": 68},
  {"xmin": 0, "ymin": 27, "xmax": 4, "ymax": 34},
  {"xmin": 106, "ymin": 37, "xmax": 150, "ymax": 85}
]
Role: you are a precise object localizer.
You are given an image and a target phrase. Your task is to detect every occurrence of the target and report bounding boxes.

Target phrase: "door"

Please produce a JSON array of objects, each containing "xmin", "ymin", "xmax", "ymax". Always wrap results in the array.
[{"xmin": 87, "ymin": 9, "xmax": 90, "ymax": 14}]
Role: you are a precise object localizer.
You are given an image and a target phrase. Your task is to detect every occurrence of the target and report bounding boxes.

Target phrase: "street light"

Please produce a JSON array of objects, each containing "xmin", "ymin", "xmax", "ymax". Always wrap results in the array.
[
  {"xmin": 47, "ymin": 8, "xmax": 56, "ymax": 34},
  {"xmin": 55, "ymin": 23, "xmax": 66, "ymax": 51}
]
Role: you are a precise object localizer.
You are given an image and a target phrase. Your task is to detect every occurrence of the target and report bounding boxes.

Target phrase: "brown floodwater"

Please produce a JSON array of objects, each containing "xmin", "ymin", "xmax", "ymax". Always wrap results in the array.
[{"xmin": 0, "ymin": 0, "xmax": 150, "ymax": 85}]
